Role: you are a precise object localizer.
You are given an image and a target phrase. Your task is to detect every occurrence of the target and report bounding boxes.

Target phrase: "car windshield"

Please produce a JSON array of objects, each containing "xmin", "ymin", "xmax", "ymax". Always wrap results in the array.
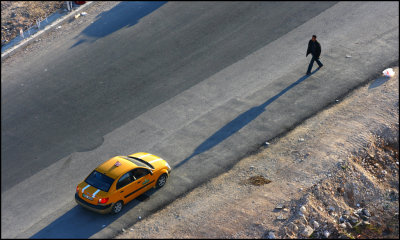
[{"xmin": 85, "ymin": 170, "xmax": 115, "ymax": 192}]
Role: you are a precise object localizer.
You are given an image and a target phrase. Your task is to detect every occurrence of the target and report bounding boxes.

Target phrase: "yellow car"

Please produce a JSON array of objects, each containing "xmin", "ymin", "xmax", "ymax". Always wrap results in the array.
[{"xmin": 75, "ymin": 152, "xmax": 171, "ymax": 214}]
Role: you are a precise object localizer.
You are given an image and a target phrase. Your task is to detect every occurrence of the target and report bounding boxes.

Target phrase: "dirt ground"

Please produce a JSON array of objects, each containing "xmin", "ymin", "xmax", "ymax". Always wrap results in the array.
[
  {"xmin": 1, "ymin": 1, "xmax": 65, "ymax": 47},
  {"xmin": 116, "ymin": 67, "xmax": 399, "ymax": 239}
]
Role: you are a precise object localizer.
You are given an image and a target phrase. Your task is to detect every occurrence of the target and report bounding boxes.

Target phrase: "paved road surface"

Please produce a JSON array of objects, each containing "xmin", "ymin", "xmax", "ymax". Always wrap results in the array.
[{"xmin": 1, "ymin": 1, "xmax": 398, "ymax": 238}]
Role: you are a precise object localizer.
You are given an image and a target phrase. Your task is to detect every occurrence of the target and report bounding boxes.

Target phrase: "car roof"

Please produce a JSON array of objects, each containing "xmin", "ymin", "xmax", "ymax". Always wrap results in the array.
[{"xmin": 95, "ymin": 156, "xmax": 137, "ymax": 180}]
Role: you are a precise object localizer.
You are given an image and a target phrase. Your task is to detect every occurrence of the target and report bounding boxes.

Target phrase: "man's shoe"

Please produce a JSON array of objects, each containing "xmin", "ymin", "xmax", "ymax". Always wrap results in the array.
[
  {"xmin": 318, "ymin": 65, "xmax": 323, "ymax": 69},
  {"xmin": 306, "ymin": 72, "xmax": 311, "ymax": 75}
]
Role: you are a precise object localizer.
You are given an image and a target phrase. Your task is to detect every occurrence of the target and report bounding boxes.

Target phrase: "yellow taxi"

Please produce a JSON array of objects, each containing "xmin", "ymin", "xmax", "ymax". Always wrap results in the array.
[{"xmin": 75, "ymin": 152, "xmax": 171, "ymax": 214}]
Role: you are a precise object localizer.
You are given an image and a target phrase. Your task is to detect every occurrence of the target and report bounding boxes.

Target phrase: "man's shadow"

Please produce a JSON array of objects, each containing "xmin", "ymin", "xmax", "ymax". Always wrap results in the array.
[{"xmin": 173, "ymin": 68, "xmax": 320, "ymax": 169}]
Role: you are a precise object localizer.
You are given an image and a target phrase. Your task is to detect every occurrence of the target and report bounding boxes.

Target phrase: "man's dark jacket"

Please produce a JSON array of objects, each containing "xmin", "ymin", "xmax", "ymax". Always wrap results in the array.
[{"xmin": 306, "ymin": 40, "xmax": 321, "ymax": 59}]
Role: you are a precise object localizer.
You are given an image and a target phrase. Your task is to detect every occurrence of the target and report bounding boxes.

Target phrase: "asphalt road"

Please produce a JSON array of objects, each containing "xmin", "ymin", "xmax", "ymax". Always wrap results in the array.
[
  {"xmin": 1, "ymin": 1, "xmax": 398, "ymax": 238},
  {"xmin": 1, "ymin": 1, "xmax": 336, "ymax": 192}
]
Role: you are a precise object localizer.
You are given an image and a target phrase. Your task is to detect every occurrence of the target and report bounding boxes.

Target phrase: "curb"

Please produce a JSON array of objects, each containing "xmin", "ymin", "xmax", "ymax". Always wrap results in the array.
[{"xmin": 1, "ymin": 1, "xmax": 94, "ymax": 62}]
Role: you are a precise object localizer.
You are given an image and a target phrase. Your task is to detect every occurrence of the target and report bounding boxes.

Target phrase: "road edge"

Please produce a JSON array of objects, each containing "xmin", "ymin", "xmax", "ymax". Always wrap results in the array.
[{"xmin": 115, "ymin": 66, "xmax": 399, "ymax": 238}]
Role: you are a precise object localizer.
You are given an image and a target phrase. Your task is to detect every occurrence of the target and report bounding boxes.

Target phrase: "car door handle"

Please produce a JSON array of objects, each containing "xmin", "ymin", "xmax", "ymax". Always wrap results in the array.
[
  {"xmin": 120, "ymin": 190, "xmax": 124, "ymax": 193},
  {"xmin": 137, "ymin": 181, "xmax": 141, "ymax": 184}
]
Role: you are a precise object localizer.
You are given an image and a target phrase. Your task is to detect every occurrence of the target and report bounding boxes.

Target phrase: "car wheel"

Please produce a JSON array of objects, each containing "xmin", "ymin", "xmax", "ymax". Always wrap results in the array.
[
  {"xmin": 156, "ymin": 174, "xmax": 168, "ymax": 189},
  {"xmin": 111, "ymin": 201, "xmax": 123, "ymax": 214}
]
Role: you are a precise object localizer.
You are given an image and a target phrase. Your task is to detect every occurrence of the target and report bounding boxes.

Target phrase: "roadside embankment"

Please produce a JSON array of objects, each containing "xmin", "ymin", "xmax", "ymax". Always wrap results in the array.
[{"xmin": 116, "ymin": 67, "xmax": 398, "ymax": 239}]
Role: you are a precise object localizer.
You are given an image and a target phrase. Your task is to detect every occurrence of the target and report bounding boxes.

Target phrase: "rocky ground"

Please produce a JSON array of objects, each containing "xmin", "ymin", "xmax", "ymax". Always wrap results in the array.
[{"xmin": 117, "ymin": 67, "xmax": 399, "ymax": 239}]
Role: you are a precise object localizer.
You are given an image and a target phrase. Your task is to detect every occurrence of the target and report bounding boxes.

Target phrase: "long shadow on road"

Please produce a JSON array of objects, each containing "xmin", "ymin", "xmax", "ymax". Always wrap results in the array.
[
  {"xmin": 31, "ymin": 69, "xmax": 318, "ymax": 238},
  {"xmin": 174, "ymin": 68, "xmax": 320, "ymax": 169},
  {"xmin": 30, "ymin": 189, "xmax": 157, "ymax": 239},
  {"xmin": 70, "ymin": 1, "xmax": 166, "ymax": 49}
]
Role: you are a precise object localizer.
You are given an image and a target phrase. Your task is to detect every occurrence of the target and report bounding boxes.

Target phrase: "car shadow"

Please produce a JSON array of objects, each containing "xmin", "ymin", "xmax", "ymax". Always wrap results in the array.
[
  {"xmin": 70, "ymin": 1, "xmax": 166, "ymax": 49},
  {"xmin": 30, "ymin": 189, "xmax": 158, "ymax": 238},
  {"xmin": 173, "ymin": 68, "xmax": 320, "ymax": 169}
]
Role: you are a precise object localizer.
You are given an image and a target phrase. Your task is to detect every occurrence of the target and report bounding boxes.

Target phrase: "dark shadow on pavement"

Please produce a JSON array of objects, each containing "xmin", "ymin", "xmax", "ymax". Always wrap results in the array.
[
  {"xmin": 30, "ymin": 189, "xmax": 158, "ymax": 238},
  {"xmin": 368, "ymin": 76, "xmax": 390, "ymax": 90},
  {"xmin": 173, "ymin": 68, "xmax": 321, "ymax": 169},
  {"xmin": 70, "ymin": 1, "xmax": 166, "ymax": 49}
]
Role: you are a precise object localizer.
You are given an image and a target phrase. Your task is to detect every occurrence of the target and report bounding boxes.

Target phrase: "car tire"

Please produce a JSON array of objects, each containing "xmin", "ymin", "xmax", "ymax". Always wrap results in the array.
[
  {"xmin": 156, "ymin": 173, "xmax": 168, "ymax": 189},
  {"xmin": 111, "ymin": 201, "xmax": 123, "ymax": 214}
]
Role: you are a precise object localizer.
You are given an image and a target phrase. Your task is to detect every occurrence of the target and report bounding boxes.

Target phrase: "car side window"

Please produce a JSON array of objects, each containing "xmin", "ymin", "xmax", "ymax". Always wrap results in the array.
[
  {"xmin": 131, "ymin": 168, "xmax": 151, "ymax": 180},
  {"xmin": 116, "ymin": 172, "xmax": 133, "ymax": 189}
]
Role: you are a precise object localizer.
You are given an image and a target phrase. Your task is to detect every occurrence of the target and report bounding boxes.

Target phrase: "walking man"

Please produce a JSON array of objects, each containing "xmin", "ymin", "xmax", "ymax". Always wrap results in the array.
[{"xmin": 306, "ymin": 35, "xmax": 323, "ymax": 75}]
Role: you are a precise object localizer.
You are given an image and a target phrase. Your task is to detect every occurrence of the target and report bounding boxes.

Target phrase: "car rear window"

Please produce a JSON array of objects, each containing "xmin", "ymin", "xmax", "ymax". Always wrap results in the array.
[
  {"xmin": 121, "ymin": 156, "xmax": 155, "ymax": 169},
  {"xmin": 85, "ymin": 170, "xmax": 115, "ymax": 192}
]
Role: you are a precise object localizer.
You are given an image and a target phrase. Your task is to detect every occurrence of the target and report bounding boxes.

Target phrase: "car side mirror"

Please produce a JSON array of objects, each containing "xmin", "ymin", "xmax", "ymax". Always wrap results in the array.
[{"xmin": 150, "ymin": 170, "xmax": 153, "ymax": 175}]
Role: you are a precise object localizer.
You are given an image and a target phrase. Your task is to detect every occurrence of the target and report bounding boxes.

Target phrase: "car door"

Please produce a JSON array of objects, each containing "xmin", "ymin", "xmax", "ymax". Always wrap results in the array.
[
  {"xmin": 128, "ymin": 168, "xmax": 154, "ymax": 200},
  {"xmin": 115, "ymin": 171, "xmax": 135, "ymax": 204}
]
